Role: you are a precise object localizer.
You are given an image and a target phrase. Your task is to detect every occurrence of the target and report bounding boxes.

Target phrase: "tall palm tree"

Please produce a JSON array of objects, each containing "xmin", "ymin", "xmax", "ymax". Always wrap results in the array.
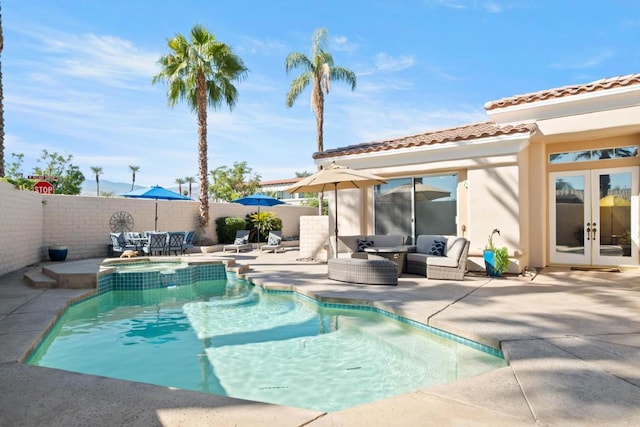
[
  {"xmin": 153, "ymin": 25, "xmax": 248, "ymax": 227},
  {"xmin": 0, "ymin": 4, "xmax": 5, "ymax": 178},
  {"xmin": 128, "ymin": 165, "xmax": 140, "ymax": 191},
  {"xmin": 175, "ymin": 177, "xmax": 185, "ymax": 195},
  {"xmin": 185, "ymin": 176, "xmax": 195, "ymax": 198},
  {"xmin": 285, "ymin": 27, "xmax": 356, "ymax": 213},
  {"xmin": 90, "ymin": 166, "xmax": 103, "ymax": 197}
]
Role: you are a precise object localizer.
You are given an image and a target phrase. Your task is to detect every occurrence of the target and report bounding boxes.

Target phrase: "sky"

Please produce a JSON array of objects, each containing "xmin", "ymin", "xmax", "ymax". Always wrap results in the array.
[{"xmin": 4, "ymin": 1, "xmax": 640, "ymax": 189}]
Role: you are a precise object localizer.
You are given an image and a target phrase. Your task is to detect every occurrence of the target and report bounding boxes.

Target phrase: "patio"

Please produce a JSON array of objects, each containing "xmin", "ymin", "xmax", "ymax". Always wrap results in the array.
[{"xmin": 1, "ymin": 248, "xmax": 639, "ymax": 426}]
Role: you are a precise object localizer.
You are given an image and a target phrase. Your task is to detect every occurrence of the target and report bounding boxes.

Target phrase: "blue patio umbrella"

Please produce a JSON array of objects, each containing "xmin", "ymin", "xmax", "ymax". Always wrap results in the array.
[
  {"xmin": 232, "ymin": 193, "xmax": 285, "ymax": 241},
  {"xmin": 121, "ymin": 185, "xmax": 191, "ymax": 230}
]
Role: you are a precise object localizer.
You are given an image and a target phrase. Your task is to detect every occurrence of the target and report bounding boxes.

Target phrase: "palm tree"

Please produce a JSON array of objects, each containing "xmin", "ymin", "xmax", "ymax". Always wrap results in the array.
[
  {"xmin": 175, "ymin": 177, "xmax": 185, "ymax": 195},
  {"xmin": 153, "ymin": 25, "xmax": 248, "ymax": 228},
  {"xmin": 285, "ymin": 27, "xmax": 356, "ymax": 213},
  {"xmin": 0, "ymin": 4, "xmax": 5, "ymax": 178},
  {"xmin": 90, "ymin": 166, "xmax": 103, "ymax": 197},
  {"xmin": 128, "ymin": 165, "xmax": 140, "ymax": 191},
  {"xmin": 185, "ymin": 176, "xmax": 195, "ymax": 198}
]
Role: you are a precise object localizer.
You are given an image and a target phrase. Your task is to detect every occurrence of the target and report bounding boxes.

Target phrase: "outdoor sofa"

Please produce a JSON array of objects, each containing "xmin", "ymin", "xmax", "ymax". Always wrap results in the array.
[
  {"xmin": 328, "ymin": 253, "xmax": 398, "ymax": 285},
  {"xmin": 406, "ymin": 235, "xmax": 470, "ymax": 280}
]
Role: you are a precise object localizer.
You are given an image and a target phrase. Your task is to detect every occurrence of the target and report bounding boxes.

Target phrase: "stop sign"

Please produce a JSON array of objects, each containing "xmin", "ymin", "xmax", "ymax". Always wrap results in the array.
[{"xmin": 33, "ymin": 181, "xmax": 55, "ymax": 194}]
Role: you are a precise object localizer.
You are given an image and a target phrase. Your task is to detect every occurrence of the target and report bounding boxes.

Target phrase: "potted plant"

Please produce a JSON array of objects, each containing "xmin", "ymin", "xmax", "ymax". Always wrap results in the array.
[
  {"xmin": 483, "ymin": 229, "xmax": 509, "ymax": 277},
  {"xmin": 48, "ymin": 244, "xmax": 68, "ymax": 262}
]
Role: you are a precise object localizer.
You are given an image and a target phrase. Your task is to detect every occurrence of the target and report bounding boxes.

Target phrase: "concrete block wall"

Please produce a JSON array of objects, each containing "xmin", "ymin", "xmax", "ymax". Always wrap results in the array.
[
  {"xmin": 0, "ymin": 181, "xmax": 43, "ymax": 276},
  {"xmin": 0, "ymin": 183, "xmax": 318, "ymax": 275},
  {"xmin": 299, "ymin": 215, "xmax": 329, "ymax": 261}
]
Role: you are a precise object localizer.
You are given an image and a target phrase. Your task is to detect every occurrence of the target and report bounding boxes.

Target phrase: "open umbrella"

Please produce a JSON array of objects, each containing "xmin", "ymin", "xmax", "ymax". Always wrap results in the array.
[
  {"xmin": 381, "ymin": 183, "xmax": 450, "ymax": 202},
  {"xmin": 232, "ymin": 193, "xmax": 286, "ymax": 242},
  {"xmin": 121, "ymin": 185, "xmax": 191, "ymax": 231},
  {"xmin": 284, "ymin": 164, "xmax": 387, "ymax": 258},
  {"xmin": 600, "ymin": 194, "xmax": 631, "ymax": 241}
]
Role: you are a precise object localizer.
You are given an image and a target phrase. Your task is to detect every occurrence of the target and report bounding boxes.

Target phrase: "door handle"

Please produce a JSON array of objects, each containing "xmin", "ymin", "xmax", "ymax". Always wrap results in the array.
[
  {"xmin": 586, "ymin": 222, "xmax": 591, "ymax": 241},
  {"xmin": 591, "ymin": 222, "xmax": 597, "ymax": 240}
]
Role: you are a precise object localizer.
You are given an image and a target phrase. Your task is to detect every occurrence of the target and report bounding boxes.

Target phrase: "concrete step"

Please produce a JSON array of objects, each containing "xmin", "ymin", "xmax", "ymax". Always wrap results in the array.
[
  {"xmin": 42, "ymin": 266, "xmax": 96, "ymax": 289},
  {"xmin": 23, "ymin": 269, "xmax": 58, "ymax": 289}
]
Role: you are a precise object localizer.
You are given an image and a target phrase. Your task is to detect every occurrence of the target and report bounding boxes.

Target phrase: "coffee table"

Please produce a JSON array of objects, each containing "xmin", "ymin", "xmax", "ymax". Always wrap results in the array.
[{"xmin": 363, "ymin": 245, "xmax": 410, "ymax": 277}]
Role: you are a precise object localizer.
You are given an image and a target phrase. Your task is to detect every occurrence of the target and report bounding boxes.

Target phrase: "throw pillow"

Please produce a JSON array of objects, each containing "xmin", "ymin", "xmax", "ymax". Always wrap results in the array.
[
  {"xmin": 357, "ymin": 239, "xmax": 374, "ymax": 252},
  {"xmin": 234, "ymin": 236, "xmax": 248, "ymax": 245},
  {"xmin": 429, "ymin": 239, "xmax": 446, "ymax": 256},
  {"xmin": 268, "ymin": 233, "xmax": 282, "ymax": 246}
]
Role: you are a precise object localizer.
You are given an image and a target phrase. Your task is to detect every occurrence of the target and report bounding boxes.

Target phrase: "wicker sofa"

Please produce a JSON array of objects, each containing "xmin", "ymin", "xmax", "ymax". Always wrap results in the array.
[
  {"xmin": 329, "ymin": 234, "xmax": 405, "ymax": 258},
  {"xmin": 406, "ymin": 235, "xmax": 470, "ymax": 280}
]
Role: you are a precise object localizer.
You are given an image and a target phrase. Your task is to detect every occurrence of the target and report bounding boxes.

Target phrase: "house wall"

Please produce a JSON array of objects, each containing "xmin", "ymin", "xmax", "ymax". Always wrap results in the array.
[
  {"xmin": 0, "ymin": 180, "xmax": 316, "ymax": 276},
  {"xmin": 299, "ymin": 215, "xmax": 329, "ymax": 261}
]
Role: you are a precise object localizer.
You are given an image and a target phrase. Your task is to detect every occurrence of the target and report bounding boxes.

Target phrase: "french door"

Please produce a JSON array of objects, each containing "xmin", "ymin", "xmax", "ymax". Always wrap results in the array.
[{"xmin": 549, "ymin": 167, "xmax": 638, "ymax": 266}]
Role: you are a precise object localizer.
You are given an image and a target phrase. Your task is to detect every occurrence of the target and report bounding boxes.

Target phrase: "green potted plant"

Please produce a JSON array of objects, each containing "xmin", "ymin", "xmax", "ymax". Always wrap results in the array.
[{"xmin": 483, "ymin": 229, "xmax": 509, "ymax": 276}]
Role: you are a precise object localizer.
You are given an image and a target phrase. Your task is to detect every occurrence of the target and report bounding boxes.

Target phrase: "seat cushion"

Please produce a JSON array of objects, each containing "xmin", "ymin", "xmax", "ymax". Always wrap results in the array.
[
  {"xmin": 426, "ymin": 256, "xmax": 459, "ymax": 268},
  {"xmin": 267, "ymin": 233, "xmax": 282, "ymax": 246}
]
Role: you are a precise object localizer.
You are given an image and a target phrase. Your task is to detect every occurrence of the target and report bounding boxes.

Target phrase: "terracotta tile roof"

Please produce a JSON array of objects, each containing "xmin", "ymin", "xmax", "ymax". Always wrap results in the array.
[
  {"xmin": 485, "ymin": 73, "xmax": 640, "ymax": 111},
  {"xmin": 314, "ymin": 121, "xmax": 537, "ymax": 159}
]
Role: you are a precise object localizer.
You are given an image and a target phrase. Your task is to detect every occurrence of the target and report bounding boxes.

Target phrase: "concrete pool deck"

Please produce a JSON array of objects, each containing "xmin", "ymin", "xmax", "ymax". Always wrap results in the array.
[{"xmin": 1, "ymin": 249, "xmax": 639, "ymax": 426}]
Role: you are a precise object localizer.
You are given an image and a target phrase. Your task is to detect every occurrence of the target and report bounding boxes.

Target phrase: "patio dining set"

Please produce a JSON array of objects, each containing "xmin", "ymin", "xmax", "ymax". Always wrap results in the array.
[{"xmin": 109, "ymin": 231, "xmax": 197, "ymax": 257}]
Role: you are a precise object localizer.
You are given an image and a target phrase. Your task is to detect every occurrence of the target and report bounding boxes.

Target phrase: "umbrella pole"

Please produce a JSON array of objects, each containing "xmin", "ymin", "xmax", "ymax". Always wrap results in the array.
[
  {"xmin": 155, "ymin": 199, "xmax": 158, "ymax": 231},
  {"xmin": 334, "ymin": 187, "xmax": 339, "ymax": 258}
]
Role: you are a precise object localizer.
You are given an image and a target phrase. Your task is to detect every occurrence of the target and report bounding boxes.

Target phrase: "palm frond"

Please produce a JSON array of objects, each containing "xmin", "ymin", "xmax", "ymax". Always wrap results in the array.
[
  {"xmin": 285, "ymin": 52, "xmax": 313, "ymax": 74},
  {"xmin": 329, "ymin": 66, "xmax": 357, "ymax": 90},
  {"xmin": 286, "ymin": 72, "xmax": 312, "ymax": 108}
]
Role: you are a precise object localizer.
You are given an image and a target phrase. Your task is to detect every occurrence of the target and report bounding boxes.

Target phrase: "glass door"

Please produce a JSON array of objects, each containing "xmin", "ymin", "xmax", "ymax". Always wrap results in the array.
[{"xmin": 550, "ymin": 167, "xmax": 638, "ymax": 266}]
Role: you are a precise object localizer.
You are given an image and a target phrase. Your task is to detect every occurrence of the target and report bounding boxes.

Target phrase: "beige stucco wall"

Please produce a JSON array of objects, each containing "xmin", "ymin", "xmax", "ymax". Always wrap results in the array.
[
  {"xmin": 0, "ymin": 181, "xmax": 43, "ymax": 274},
  {"xmin": 0, "ymin": 181, "xmax": 316, "ymax": 276},
  {"xmin": 299, "ymin": 215, "xmax": 329, "ymax": 261}
]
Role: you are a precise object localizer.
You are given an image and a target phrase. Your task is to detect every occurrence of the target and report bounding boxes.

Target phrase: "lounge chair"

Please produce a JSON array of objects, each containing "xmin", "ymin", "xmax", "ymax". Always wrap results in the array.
[
  {"xmin": 223, "ymin": 230, "xmax": 252, "ymax": 253},
  {"xmin": 260, "ymin": 231, "xmax": 284, "ymax": 253}
]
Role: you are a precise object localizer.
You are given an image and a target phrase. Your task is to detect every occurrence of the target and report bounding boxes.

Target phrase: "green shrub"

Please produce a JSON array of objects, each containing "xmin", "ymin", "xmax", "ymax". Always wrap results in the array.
[
  {"xmin": 215, "ymin": 216, "xmax": 246, "ymax": 243},
  {"xmin": 246, "ymin": 211, "xmax": 282, "ymax": 242}
]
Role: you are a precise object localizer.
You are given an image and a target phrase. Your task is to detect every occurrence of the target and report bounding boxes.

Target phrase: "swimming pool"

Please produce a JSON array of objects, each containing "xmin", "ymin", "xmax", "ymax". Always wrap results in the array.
[{"xmin": 28, "ymin": 272, "xmax": 506, "ymax": 412}]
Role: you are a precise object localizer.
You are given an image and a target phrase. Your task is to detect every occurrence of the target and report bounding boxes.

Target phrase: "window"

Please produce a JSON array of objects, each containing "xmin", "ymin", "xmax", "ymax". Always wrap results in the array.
[
  {"xmin": 374, "ymin": 174, "xmax": 457, "ymax": 244},
  {"xmin": 549, "ymin": 146, "xmax": 638, "ymax": 165}
]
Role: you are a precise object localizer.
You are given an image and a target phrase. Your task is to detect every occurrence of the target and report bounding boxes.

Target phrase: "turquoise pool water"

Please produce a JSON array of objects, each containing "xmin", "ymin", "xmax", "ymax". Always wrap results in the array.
[{"xmin": 28, "ymin": 277, "xmax": 506, "ymax": 412}]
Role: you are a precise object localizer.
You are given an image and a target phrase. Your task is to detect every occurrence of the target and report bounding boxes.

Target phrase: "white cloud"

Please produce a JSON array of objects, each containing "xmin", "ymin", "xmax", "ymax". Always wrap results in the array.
[
  {"xmin": 550, "ymin": 50, "xmax": 615, "ymax": 70},
  {"xmin": 375, "ymin": 53, "xmax": 415, "ymax": 72},
  {"xmin": 331, "ymin": 35, "xmax": 358, "ymax": 53},
  {"xmin": 237, "ymin": 36, "xmax": 287, "ymax": 56}
]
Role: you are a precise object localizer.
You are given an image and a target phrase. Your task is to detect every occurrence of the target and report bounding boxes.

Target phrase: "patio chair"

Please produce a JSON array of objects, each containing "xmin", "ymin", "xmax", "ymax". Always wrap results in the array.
[
  {"xmin": 223, "ymin": 230, "xmax": 252, "ymax": 253},
  {"xmin": 167, "ymin": 231, "xmax": 185, "ymax": 256},
  {"xmin": 144, "ymin": 232, "xmax": 168, "ymax": 256},
  {"xmin": 182, "ymin": 230, "xmax": 197, "ymax": 254},
  {"xmin": 260, "ymin": 231, "xmax": 284, "ymax": 253},
  {"xmin": 110, "ymin": 232, "xmax": 138, "ymax": 257}
]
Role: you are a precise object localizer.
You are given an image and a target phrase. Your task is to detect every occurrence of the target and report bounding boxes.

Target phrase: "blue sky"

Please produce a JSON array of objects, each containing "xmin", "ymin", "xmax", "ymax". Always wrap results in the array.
[{"xmin": 4, "ymin": 1, "xmax": 640, "ymax": 188}]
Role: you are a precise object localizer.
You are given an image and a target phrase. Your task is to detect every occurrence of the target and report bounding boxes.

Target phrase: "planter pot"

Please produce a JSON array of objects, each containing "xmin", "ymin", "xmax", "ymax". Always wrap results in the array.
[
  {"xmin": 483, "ymin": 250, "xmax": 502, "ymax": 277},
  {"xmin": 48, "ymin": 245, "xmax": 68, "ymax": 262}
]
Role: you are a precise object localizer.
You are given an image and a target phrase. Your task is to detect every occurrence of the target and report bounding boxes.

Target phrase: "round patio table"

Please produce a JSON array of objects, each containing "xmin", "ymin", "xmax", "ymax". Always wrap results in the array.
[{"xmin": 364, "ymin": 245, "xmax": 410, "ymax": 277}]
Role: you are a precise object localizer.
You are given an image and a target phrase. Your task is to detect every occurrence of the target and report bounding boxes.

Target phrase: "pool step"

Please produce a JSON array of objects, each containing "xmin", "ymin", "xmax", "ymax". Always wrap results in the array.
[
  {"xmin": 42, "ymin": 266, "xmax": 96, "ymax": 289},
  {"xmin": 23, "ymin": 261, "xmax": 99, "ymax": 289}
]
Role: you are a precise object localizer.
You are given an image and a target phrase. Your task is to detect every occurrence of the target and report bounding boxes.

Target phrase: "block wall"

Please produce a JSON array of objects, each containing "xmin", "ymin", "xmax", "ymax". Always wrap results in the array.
[
  {"xmin": 299, "ymin": 215, "xmax": 329, "ymax": 261},
  {"xmin": 0, "ymin": 182, "xmax": 317, "ymax": 275}
]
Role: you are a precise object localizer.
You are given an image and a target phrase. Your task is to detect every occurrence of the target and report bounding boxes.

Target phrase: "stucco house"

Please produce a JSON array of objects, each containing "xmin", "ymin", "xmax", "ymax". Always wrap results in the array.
[{"xmin": 311, "ymin": 73, "xmax": 640, "ymax": 273}]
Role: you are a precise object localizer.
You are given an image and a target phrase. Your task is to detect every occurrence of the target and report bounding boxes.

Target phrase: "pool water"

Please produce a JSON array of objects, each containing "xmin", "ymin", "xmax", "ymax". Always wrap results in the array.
[{"xmin": 28, "ymin": 278, "xmax": 506, "ymax": 412}]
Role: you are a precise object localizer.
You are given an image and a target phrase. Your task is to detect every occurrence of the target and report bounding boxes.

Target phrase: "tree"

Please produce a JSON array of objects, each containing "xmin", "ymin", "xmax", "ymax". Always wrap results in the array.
[
  {"xmin": 128, "ymin": 165, "xmax": 140, "ymax": 191},
  {"xmin": 209, "ymin": 161, "xmax": 261, "ymax": 202},
  {"xmin": 90, "ymin": 166, "xmax": 103, "ymax": 197},
  {"xmin": 185, "ymin": 176, "xmax": 195, "ymax": 198},
  {"xmin": 32, "ymin": 150, "xmax": 84, "ymax": 194},
  {"xmin": 153, "ymin": 25, "xmax": 248, "ymax": 228},
  {"xmin": 285, "ymin": 27, "xmax": 356, "ymax": 214},
  {"xmin": 175, "ymin": 177, "xmax": 185, "ymax": 195},
  {"xmin": 0, "ymin": 4, "xmax": 5, "ymax": 178}
]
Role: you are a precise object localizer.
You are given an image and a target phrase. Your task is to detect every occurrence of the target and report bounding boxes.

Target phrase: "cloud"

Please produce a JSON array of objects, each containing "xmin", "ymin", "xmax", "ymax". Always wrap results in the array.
[
  {"xmin": 375, "ymin": 53, "xmax": 415, "ymax": 72},
  {"xmin": 331, "ymin": 35, "xmax": 358, "ymax": 53},
  {"xmin": 237, "ymin": 36, "xmax": 287, "ymax": 56},
  {"xmin": 550, "ymin": 50, "xmax": 615, "ymax": 70}
]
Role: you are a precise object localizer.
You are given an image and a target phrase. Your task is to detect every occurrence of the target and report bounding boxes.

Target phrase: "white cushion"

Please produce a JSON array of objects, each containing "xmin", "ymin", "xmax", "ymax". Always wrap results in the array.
[{"xmin": 446, "ymin": 237, "xmax": 466, "ymax": 260}]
